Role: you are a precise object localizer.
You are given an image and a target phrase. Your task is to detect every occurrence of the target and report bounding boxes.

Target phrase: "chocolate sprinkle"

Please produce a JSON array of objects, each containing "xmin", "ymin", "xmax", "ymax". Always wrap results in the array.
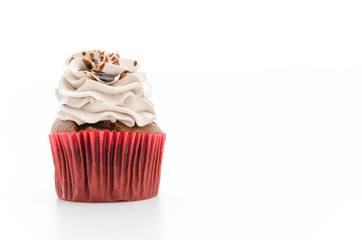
[
  {"xmin": 92, "ymin": 62, "xmax": 106, "ymax": 72},
  {"xmin": 120, "ymin": 72, "xmax": 128, "ymax": 79},
  {"xmin": 82, "ymin": 59, "xmax": 93, "ymax": 70}
]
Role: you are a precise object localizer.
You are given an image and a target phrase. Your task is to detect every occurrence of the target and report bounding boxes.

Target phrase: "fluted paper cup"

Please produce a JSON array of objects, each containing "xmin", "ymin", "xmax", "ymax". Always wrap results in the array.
[{"xmin": 49, "ymin": 130, "xmax": 166, "ymax": 202}]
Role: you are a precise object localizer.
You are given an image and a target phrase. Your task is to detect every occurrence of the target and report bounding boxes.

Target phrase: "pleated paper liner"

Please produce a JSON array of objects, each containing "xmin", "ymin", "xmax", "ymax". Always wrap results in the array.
[{"xmin": 49, "ymin": 130, "xmax": 166, "ymax": 202}]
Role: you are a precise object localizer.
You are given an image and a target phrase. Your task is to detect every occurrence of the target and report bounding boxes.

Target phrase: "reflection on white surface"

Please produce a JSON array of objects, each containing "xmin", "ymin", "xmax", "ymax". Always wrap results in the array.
[{"xmin": 55, "ymin": 197, "xmax": 162, "ymax": 240}]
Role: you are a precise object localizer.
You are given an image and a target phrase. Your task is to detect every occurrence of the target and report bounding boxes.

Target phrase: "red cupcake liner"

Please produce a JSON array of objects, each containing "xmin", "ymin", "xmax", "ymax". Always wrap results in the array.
[{"xmin": 49, "ymin": 130, "xmax": 166, "ymax": 202}]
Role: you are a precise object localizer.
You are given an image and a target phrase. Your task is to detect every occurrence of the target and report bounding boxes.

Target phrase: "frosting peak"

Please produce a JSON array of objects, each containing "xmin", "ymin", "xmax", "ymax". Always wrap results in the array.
[
  {"xmin": 68, "ymin": 50, "xmax": 139, "ymax": 85},
  {"xmin": 56, "ymin": 50, "xmax": 156, "ymax": 127}
]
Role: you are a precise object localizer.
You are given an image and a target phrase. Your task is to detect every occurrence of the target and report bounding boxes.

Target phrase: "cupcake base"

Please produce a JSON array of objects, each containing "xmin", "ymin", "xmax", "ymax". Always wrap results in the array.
[{"xmin": 49, "ymin": 130, "xmax": 166, "ymax": 202}]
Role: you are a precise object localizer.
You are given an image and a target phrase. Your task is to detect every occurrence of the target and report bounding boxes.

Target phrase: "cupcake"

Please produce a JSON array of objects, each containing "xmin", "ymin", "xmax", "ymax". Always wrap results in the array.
[{"xmin": 49, "ymin": 50, "xmax": 166, "ymax": 202}]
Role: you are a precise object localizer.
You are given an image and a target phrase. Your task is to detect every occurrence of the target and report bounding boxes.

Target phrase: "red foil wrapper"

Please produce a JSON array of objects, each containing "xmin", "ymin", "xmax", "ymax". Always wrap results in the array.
[{"xmin": 49, "ymin": 130, "xmax": 166, "ymax": 202}]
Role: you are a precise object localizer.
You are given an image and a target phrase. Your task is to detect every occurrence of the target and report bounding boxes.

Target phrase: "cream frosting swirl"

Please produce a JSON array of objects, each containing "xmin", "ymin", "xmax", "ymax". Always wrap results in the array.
[{"xmin": 56, "ymin": 50, "xmax": 156, "ymax": 127}]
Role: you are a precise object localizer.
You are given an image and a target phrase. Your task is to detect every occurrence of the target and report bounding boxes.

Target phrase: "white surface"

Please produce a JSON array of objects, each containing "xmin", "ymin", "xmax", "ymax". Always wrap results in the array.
[{"xmin": 1, "ymin": 0, "xmax": 362, "ymax": 239}]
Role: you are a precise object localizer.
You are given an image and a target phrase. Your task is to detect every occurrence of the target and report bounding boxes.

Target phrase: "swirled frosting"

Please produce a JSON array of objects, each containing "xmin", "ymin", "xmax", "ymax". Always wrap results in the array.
[{"xmin": 56, "ymin": 50, "xmax": 156, "ymax": 127}]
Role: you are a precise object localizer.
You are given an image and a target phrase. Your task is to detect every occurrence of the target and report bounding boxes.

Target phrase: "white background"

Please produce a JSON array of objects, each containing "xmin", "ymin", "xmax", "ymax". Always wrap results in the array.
[{"xmin": 0, "ymin": 0, "xmax": 362, "ymax": 239}]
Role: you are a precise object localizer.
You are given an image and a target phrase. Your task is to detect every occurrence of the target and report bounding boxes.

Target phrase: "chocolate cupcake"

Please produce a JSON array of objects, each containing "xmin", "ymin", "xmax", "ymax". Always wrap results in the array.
[{"xmin": 49, "ymin": 50, "xmax": 166, "ymax": 202}]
